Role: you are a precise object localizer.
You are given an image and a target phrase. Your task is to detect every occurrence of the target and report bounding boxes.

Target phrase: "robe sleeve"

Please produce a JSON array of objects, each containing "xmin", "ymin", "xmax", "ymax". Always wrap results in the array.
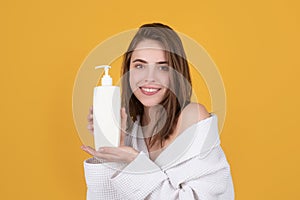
[
  {"xmin": 108, "ymin": 145, "xmax": 234, "ymax": 200},
  {"xmin": 84, "ymin": 157, "xmax": 127, "ymax": 200}
]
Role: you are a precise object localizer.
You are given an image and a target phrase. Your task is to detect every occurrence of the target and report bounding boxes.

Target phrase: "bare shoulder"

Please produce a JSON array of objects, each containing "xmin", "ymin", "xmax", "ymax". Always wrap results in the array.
[
  {"xmin": 182, "ymin": 102, "xmax": 211, "ymax": 121},
  {"xmin": 176, "ymin": 103, "xmax": 211, "ymax": 135}
]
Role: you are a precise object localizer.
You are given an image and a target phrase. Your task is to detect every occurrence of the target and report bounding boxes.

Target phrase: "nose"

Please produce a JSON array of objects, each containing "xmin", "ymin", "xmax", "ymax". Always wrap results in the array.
[{"xmin": 144, "ymin": 66, "xmax": 156, "ymax": 82}]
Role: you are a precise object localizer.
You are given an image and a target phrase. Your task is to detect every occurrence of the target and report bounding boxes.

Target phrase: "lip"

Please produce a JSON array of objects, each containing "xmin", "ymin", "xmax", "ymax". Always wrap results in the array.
[{"xmin": 139, "ymin": 86, "xmax": 161, "ymax": 96}]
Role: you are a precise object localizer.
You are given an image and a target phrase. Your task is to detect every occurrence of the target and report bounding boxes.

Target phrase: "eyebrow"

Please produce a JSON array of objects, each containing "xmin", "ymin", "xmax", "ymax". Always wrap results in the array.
[{"xmin": 132, "ymin": 59, "xmax": 168, "ymax": 65}]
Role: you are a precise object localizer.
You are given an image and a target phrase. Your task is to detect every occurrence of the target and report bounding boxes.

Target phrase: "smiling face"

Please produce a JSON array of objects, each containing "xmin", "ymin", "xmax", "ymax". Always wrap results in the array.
[
  {"xmin": 129, "ymin": 39, "xmax": 170, "ymax": 108},
  {"xmin": 121, "ymin": 23, "xmax": 192, "ymax": 148}
]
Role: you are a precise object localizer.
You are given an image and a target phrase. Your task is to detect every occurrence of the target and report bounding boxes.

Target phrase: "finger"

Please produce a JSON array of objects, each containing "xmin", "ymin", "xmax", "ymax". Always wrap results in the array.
[
  {"xmin": 99, "ymin": 147, "xmax": 121, "ymax": 155},
  {"xmin": 82, "ymin": 146, "xmax": 115, "ymax": 158},
  {"xmin": 92, "ymin": 147, "xmax": 126, "ymax": 162},
  {"xmin": 99, "ymin": 147, "xmax": 138, "ymax": 162},
  {"xmin": 87, "ymin": 124, "xmax": 94, "ymax": 134},
  {"xmin": 81, "ymin": 145, "xmax": 96, "ymax": 156},
  {"xmin": 81, "ymin": 146, "xmax": 119, "ymax": 162},
  {"xmin": 87, "ymin": 106, "xmax": 93, "ymax": 121},
  {"xmin": 94, "ymin": 151, "xmax": 120, "ymax": 162},
  {"xmin": 100, "ymin": 156, "xmax": 120, "ymax": 162},
  {"xmin": 100, "ymin": 147, "xmax": 136, "ymax": 157},
  {"xmin": 87, "ymin": 113, "xmax": 93, "ymax": 122}
]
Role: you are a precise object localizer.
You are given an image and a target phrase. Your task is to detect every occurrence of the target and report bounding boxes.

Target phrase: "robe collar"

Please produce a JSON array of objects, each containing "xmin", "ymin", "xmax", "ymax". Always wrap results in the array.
[{"xmin": 133, "ymin": 113, "xmax": 220, "ymax": 169}]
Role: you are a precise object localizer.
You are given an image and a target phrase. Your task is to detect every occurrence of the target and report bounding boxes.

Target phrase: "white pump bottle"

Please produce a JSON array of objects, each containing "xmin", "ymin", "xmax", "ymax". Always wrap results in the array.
[{"xmin": 93, "ymin": 65, "xmax": 121, "ymax": 150}]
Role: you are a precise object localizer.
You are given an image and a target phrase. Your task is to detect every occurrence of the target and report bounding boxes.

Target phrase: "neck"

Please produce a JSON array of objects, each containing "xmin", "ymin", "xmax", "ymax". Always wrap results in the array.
[
  {"xmin": 142, "ymin": 105, "xmax": 166, "ymax": 139},
  {"xmin": 142, "ymin": 106, "xmax": 157, "ymax": 126}
]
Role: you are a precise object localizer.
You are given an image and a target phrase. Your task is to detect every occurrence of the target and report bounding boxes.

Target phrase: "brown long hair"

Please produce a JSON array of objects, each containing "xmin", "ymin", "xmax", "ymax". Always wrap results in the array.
[{"xmin": 121, "ymin": 23, "xmax": 192, "ymax": 148}]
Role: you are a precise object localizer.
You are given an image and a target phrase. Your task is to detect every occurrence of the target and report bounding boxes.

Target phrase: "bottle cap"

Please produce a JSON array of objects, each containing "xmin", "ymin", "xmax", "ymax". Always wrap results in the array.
[{"xmin": 95, "ymin": 65, "xmax": 112, "ymax": 86}]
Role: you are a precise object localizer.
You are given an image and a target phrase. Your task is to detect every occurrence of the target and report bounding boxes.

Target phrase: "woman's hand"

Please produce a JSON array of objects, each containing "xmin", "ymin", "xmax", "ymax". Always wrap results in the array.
[
  {"xmin": 87, "ymin": 106, "xmax": 94, "ymax": 134},
  {"xmin": 81, "ymin": 145, "xmax": 139, "ymax": 163},
  {"xmin": 82, "ymin": 106, "xmax": 139, "ymax": 163}
]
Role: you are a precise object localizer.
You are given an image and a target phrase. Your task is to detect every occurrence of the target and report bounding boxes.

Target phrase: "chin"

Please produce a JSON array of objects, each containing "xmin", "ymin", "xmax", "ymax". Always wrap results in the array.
[{"xmin": 140, "ymin": 101, "xmax": 161, "ymax": 107}]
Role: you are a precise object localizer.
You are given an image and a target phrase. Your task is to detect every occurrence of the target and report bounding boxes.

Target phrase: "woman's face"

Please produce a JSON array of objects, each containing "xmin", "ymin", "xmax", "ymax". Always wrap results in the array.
[{"xmin": 129, "ymin": 39, "xmax": 170, "ymax": 108}]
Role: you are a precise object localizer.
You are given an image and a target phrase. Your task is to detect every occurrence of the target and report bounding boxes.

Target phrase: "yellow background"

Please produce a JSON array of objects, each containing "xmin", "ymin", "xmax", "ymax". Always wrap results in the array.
[{"xmin": 1, "ymin": 0, "xmax": 299, "ymax": 199}]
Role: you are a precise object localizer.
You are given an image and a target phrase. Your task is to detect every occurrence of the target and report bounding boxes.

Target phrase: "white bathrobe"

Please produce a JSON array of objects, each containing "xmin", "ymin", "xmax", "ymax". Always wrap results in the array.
[{"xmin": 83, "ymin": 113, "xmax": 235, "ymax": 200}]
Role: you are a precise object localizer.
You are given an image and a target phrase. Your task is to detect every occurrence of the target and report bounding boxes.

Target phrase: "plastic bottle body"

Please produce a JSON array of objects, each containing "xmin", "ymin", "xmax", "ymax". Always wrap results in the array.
[{"xmin": 93, "ymin": 85, "xmax": 120, "ymax": 150}]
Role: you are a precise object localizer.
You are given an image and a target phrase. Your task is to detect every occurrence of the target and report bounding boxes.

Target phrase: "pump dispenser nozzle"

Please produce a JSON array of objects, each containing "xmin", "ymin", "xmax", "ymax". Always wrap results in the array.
[{"xmin": 95, "ymin": 65, "xmax": 112, "ymax": 86}]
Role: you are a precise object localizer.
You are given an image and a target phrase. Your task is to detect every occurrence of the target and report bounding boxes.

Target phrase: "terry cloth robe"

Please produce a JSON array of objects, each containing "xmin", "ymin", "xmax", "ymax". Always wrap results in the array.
[{"xmin": 83, "ymin": 113, "xmax": 235, "ymax": 200}]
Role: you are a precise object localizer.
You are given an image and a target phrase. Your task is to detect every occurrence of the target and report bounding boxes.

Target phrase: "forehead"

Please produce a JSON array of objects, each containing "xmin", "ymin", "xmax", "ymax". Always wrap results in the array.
[{"xmin": 131, "ymin": 40, "xmax": 167, "ymax": 63}]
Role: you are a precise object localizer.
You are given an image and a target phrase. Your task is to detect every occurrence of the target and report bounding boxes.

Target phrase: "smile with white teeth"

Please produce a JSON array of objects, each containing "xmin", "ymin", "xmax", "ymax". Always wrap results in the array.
[{"xmin": 141, "ymin": 87, "xmax": 160, "ymax": 92}]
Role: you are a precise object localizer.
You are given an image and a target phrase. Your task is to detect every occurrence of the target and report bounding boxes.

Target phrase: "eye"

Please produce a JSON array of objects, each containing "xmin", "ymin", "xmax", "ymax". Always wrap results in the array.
[
  {"xmin": 135, "ymin": 64, "xmax": 144, "ymax": 69},
  {"xmin": 158, "ymin": 66, "xmax": 169, "ymax": 71}
]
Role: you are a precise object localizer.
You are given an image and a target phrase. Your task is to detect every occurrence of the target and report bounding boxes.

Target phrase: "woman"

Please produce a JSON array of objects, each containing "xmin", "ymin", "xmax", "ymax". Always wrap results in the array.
[{"xmin": 81, "ymin": 23, "xmax": 234, "ymax": 200}]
